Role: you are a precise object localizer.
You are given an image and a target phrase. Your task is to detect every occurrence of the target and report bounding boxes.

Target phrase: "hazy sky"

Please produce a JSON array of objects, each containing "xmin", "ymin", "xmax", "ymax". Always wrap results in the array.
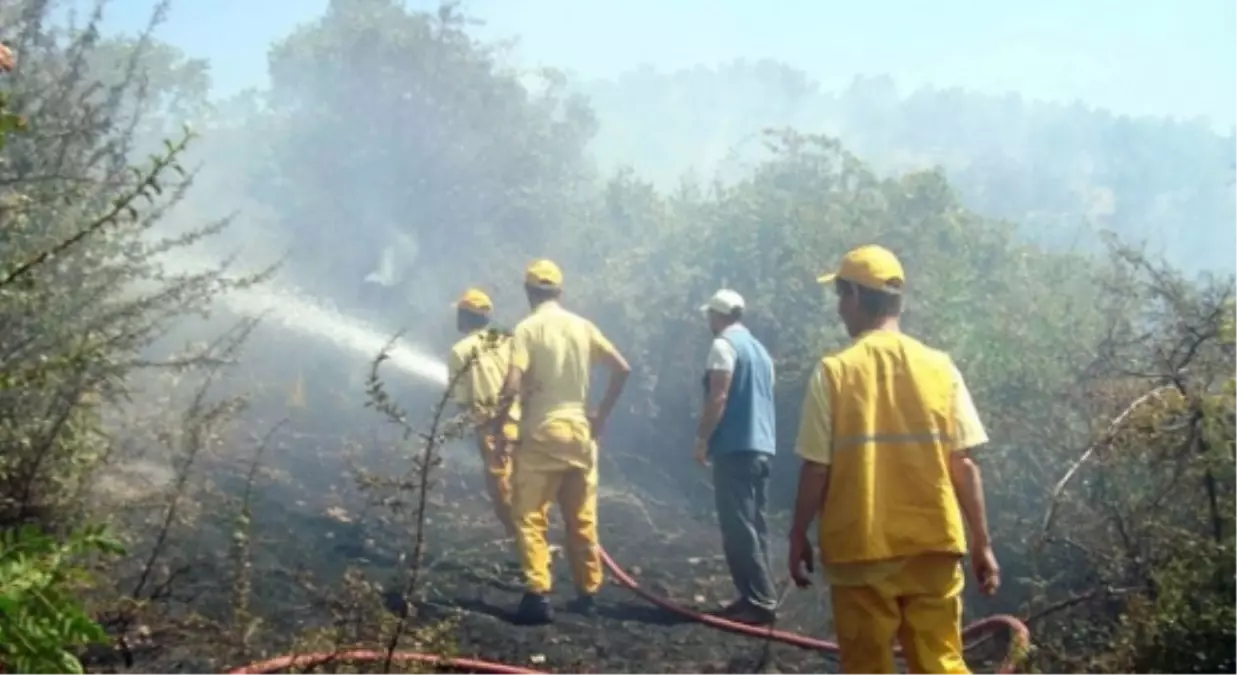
[{"xmin": 99, "ymin": 0, "xmax": 1235, "ymax": 126}]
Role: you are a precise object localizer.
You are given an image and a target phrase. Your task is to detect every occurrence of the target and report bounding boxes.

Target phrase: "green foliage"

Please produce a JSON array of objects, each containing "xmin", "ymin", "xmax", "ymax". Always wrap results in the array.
[
  {"xmin": 562, "ymin": 131, "xmax": 1109, "ymax": 512},
  {"xmin": 0, "ymin": 93, "xmax": 27, "ymax": 152},
  {"xmin": 0, "ymin": 524, "xmax": 124, "ymax": 674},
  {"xmin": 1124, "ymin": 546, "xmax": 1236, "ymax": 673}
]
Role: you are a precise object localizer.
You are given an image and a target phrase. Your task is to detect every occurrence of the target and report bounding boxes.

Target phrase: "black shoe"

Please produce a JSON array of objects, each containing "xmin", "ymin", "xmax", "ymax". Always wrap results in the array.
[
  {"xmin": 382, "ymin": 590, "xmax": 409, "ymax": 616},
  {"xmin": 713, "ymin": 598, "xmax": 746, "ymax": 617},
  {"xmin": 566, "ymin": 593, "xmax": 597, "ymax": 616},
  {"xmin": 512, "ymin": 592, "xmax": 553, "ymax": 625},
  {"xmin": 727, "ymin": 601, "xmax": 776, "ymax": 626}
]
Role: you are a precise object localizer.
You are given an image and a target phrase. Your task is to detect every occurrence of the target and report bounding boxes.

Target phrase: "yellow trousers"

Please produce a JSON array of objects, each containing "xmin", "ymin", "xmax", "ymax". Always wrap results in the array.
[
  {"xmin": 476, "ymin": 422, "xmax": 518, "ymax": 537},
  {"xmin": 511, "ymin": 439, "xmax": 602, "ymax": 595},
  {"xmin": 830, "ymin": 555, "xmax": 970, "ymax": 674}
]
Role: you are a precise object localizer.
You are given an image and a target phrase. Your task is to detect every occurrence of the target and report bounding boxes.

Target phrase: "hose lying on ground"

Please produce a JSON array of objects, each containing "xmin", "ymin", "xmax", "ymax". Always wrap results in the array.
[{"xmin": 229, "ymin": 546, "xmax": 1031, "ymax": 674}]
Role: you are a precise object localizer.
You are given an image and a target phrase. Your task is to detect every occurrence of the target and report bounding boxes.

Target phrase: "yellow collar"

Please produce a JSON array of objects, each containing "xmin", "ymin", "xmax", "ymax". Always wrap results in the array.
[{"xmin": 852, "ymin": 327, "xmax": 901, "ymax": 343}]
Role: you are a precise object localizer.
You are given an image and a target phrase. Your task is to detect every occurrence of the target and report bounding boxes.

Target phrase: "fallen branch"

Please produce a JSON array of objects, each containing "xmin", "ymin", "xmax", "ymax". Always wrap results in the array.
[{"xmin": 1038, "ymin": 385, "xmax": 1173, "ymax": 540}]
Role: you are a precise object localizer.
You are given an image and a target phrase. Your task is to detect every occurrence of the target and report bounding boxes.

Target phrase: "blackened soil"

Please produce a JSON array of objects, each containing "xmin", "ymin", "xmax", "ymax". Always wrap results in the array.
[
  {"xmin": 412, "ymin": 477, "xmax": 841, "ymax": 674},
  {"xmin": 246, "ymin": 454, "xmax": 1013, "ymax": 674}
]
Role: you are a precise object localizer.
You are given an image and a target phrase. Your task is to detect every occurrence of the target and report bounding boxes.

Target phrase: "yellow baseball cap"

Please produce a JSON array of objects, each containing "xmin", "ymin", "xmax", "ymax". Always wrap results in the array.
[
  {"xmin": 524, "ymin": 259, "xmax": 563, "ymax": 288},
  {"xmin": 456, "ymin": 288, "xmax": 493, "ymax": 314},
  {"xmin": 816, "ymin": 245, "xmax": 906, "ymax": 294}
]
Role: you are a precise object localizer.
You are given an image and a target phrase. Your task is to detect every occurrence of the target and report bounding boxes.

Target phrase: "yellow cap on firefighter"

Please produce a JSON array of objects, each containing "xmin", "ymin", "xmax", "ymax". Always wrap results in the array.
[
  {"xmin": 817, "ymin": 245, "xmax": 905, "ymax": 294},
  {"xmin": 456, "ymin": 288, "xmax": 493, "ymax": 314},
  {"xmin": 524, "ymin": 259, "xmax": 563, "ymax": 289}
]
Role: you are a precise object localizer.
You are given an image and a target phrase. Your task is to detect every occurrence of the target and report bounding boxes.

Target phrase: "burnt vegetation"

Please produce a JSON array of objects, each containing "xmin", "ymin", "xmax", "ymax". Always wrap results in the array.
[{"xmin": 0, "ymin": 1, "xmax": 1232, "ymax": 673}]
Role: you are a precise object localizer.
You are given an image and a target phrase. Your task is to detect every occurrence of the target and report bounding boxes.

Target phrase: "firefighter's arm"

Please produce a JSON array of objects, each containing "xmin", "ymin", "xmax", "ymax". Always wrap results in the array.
[
  {"xmin": 447, "ymin": 348, "xmax": 471, "ymax": 407},
  {"xmin": 950, "ymin": 451, "xmax": 991, "ymax": 548},
  {"xmin": 947, "ymin": 365, "xmax": 993, "ymax": 549},
  {"xmin": 791, "ymin": 366, "xmax": 832, "ymax": 539},
  {"xmin": 696, "ymin": 339, "xmax": 733, "ymax": 444},
  {"xmin": 588, "ymin": 322, "xmax": 630, "ymax": 435},
  {"xmin": 493, "ymin": 329, "xmax": 528, "ymax": 434}
]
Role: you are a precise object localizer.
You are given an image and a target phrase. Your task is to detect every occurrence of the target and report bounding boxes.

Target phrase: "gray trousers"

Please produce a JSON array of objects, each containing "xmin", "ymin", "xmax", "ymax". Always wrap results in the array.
[{"xmin": 712, "ymin": 450, "xmax": 778, "ymax": 610}]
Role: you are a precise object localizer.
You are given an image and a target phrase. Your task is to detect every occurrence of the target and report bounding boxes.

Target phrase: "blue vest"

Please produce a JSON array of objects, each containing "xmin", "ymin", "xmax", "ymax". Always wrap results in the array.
[{"xmin": 702, "ymin": 324, "xmax": 777, "ymax": 457}]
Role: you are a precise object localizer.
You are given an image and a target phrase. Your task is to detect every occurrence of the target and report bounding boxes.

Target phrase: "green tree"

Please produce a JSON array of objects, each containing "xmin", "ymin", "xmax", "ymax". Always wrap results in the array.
[
  {"xmin": 255, "ymin": 0, "xmax": 598, "ymax": 319},
  {"xmin": 565, "ymin": 131, "xmax": 1100, "ymax": 504}
]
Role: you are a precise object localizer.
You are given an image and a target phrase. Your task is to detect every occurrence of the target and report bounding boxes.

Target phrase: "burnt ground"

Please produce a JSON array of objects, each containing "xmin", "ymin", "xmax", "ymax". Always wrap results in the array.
[{"xmin": 236, "ymin": 448, "xmax": 1014, "ymax": 675}]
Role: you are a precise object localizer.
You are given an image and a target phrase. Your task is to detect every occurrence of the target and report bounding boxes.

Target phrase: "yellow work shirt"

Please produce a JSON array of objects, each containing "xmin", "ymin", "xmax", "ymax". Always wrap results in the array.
[
  {"xmin": 794, "ymin": 338, "xmax": 988, "ymax": 586},
  {"xmin": 448, "ymin": 329, "xmax": 521, "ymax": 427},
  {"xmin": 510, "ymin": 300, "xmax": 619, "ymax": 471}
]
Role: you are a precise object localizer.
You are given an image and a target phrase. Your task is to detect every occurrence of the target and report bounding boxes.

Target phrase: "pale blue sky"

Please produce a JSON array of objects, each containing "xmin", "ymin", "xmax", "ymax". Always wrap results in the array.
[{"xmin": 96, "ymin": 0, "xmax": 1235, "ymax": 126}]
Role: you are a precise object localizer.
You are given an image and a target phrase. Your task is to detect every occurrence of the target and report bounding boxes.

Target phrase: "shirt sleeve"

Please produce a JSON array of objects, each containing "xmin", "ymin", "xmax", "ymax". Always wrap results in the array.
[
  {"xmin": 705, "ymin": 338, "xmax": 737, "ymax": 372},
  {"xmin": 588, "ymin": 321, "xmax": 620, "ymax": 364},
  {"xmin": 447, "ymin": 347, "xmax": 470, "ymax": 406},
  {"xmin": 795, "ymin": 364, "xmax": 833, "ymax": 465},
  {"xmin": 510, "ymin": 323, "xmax": 531, "ymax": 372},
  {"xmin": 951, "ymin": 363, "xmax": 990, "ymax": 452}
]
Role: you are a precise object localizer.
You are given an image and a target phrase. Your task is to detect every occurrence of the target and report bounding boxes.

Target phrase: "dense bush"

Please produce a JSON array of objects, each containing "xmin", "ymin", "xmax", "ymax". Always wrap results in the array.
[{"xmin": 0, "ymin": 4, "xmax": 261, "ymax": 671}]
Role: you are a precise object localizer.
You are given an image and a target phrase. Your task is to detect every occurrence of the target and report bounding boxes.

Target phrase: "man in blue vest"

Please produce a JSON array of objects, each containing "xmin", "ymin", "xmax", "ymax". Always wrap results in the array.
[{"xmin": 695, "ymin": 288, "xmax": 779, "ymax": 625}]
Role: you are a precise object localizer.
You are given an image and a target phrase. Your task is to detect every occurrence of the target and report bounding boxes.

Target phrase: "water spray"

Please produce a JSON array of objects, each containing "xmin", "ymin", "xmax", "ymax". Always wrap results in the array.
[
  {"xmin": 154, "ymin": 249, "xmax": 448, "ymax": 386},
  {"xmin": 216, "ymin": 282, "xmax": 448, "ymax": 386}
]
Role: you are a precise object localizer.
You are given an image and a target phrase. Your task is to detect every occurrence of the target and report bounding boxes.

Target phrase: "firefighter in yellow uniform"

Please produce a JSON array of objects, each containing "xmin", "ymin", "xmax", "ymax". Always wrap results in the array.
[
  {"xmin": 493, "ymin": 260, "xmax": 631, "ymax": 625},
  {"xmin": 448, "ymin": 288, "xmax": 521, "ymax": 538},
  {"xmin": 787, "ymin": 245, "xmax": 1001, "ymax": 674}
]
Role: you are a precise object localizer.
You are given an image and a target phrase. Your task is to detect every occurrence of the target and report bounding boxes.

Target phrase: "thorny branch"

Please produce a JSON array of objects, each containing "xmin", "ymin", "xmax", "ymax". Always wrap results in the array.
[
  {"xmin": 131, "ymin": 318, "xmax": 256, "ymax": 601},
  {"xmin": 363, "ymin": 329, "xmax": 485, "ymax": 673},
  {"xmin": 0, "ymin": 128, "xmax": 195, "ymax": 290},
  {"xmin": 230, "ymin": 418, "xmax": 288, "ymax": 657}
]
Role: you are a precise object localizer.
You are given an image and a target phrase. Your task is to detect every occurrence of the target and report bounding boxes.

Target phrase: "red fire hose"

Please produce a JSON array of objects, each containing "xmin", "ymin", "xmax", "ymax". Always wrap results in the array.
[{"xmin": 229, "ymin": 547, "xmax": 1031, "ymax": 674}]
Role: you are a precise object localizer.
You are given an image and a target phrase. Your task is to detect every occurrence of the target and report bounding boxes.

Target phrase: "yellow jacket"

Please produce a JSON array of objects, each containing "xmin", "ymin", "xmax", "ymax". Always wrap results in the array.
[
  {"xmin": 449, "ymin": 329, "xmax": 521, "ymax": 437},
  {"xmin": 818, "ymin": 330, "xmax": 968, "ymax": 564}
]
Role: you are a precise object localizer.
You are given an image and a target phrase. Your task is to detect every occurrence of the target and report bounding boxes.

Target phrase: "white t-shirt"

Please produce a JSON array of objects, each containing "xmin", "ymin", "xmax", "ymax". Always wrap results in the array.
[{"xmin": 706, "ymin": 337, "xmax": 738, "ymax": 372}]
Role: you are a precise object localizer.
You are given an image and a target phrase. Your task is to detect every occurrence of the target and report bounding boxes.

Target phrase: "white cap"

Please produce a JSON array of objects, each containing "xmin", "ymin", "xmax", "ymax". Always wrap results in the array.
[{"xmin": 700, "ymin": 288, "xmax": 745, "ymax": 316}]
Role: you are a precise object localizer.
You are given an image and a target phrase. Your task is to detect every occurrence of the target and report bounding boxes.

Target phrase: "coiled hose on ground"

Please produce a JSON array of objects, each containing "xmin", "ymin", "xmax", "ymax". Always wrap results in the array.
[{"xmin": 229, "ymin": 547, "xmax": 1031, "ymax": 674}]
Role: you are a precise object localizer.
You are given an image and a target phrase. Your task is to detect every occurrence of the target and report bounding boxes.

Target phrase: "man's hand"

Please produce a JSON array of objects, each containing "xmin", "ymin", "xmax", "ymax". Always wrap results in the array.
[
  {"xmin": 693, "ymin": 437, "xmax": 710, "ymax": 467},
  {"xmin": 587, "ymin": 410, "xmax": 608, "ymax": 440},
  {"xmin": 0, "ymin": 43, "xmax": 14, "ymax": 73},
  {"xmin": 972, "ymin": 544, "xmax": 1000, "ymax": 595},
  {"xmin": 788, "ymin": 530, "xmax": 814, "ymax": 588}
]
